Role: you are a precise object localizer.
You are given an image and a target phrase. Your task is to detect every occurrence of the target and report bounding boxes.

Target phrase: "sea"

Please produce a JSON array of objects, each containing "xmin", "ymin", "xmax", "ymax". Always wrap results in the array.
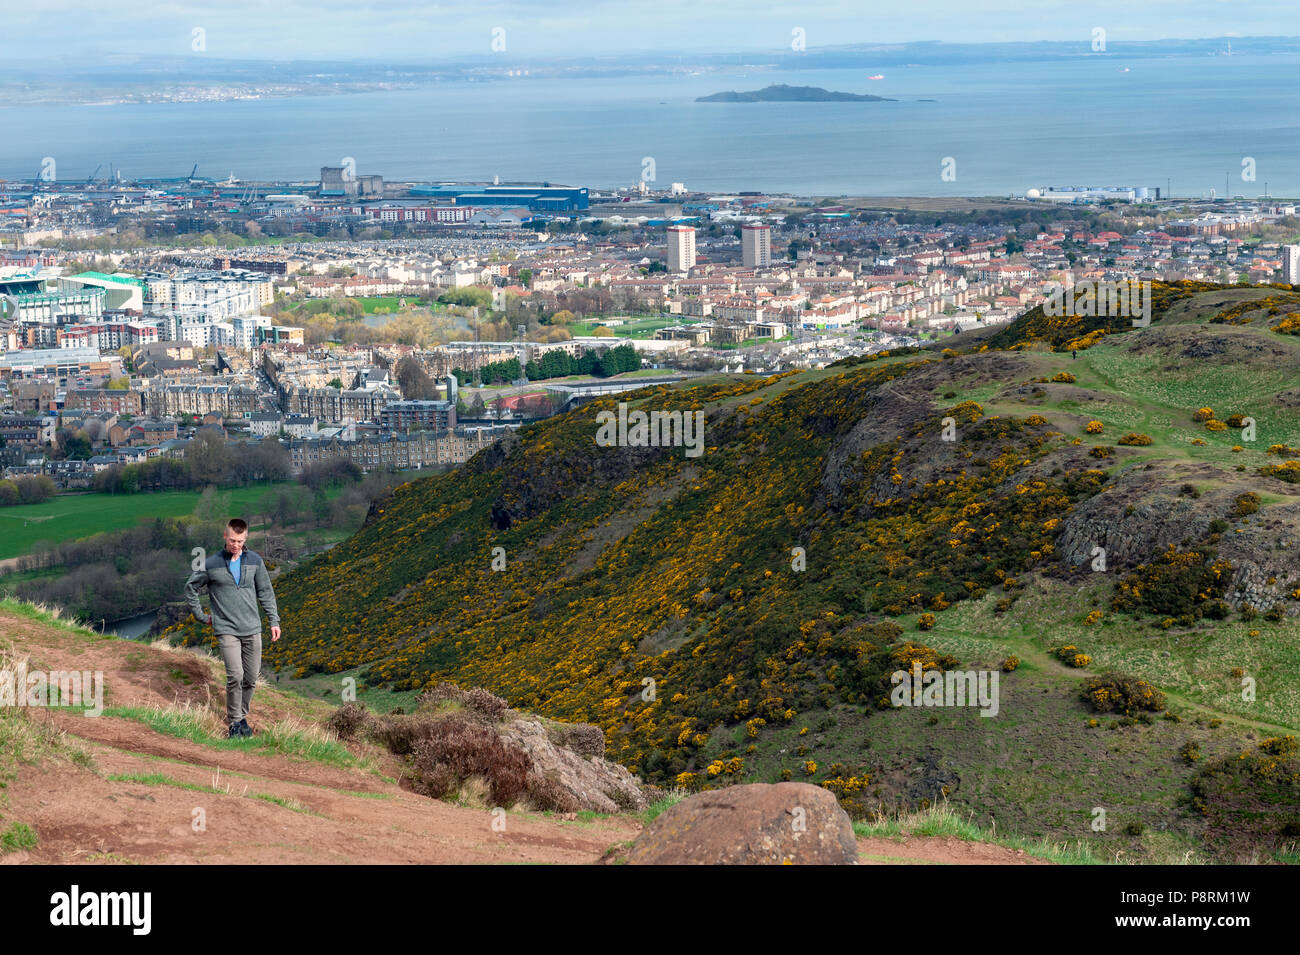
[{"xmin": 5, "ymin": 54, "xmax": 1300, "ymax": 197}]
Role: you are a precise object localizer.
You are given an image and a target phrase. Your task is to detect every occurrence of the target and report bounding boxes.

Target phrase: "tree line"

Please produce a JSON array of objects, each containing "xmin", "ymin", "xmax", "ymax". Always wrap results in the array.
[{"xmin": 453, "ymin": 343, "xmax": 641, "ymax": 386}]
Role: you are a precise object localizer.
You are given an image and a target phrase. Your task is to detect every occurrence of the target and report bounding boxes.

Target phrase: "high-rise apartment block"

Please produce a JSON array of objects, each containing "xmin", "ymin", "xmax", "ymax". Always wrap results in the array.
[
  {"xmin": 742, "ymin": 224, "xmax": 772, "ymax": 268},
  {"xmin": 666, "ymin": 226, "xmax": 696, "ymax": 273}
]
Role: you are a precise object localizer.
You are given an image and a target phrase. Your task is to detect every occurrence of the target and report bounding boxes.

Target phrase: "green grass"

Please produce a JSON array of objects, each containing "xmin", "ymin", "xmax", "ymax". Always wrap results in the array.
[
  {"xmin": 0, "ymin": 821, "xmax": 38, "ymax": 853},
  {"xmin": 106, "ymin": 771, "xmax": 222, "ymax": 794},
  {"xmin": 101, "ymin": 703, "xmax": 364, "ymax": 768},
  {"xmin": 277, "ymin": 663, "xmax": 421, "ymax": 714},
  {"xmin": 640, "ymin": 790, "xmax": 687, "ymax": 826},
  {"xmin": 0, "ymin": 597, "xmax": 112, "ymax": 640},
  {"xmin": 107, "ymin": 772, "xmax": 323, "ymax": 816},
  {"xmin": 567, "ymin": 316, "xmax": 687, "ymax": 339},
  {"xmin": 0, "ymin": 481, "xmax": 327, "ymax": 560},
  {"xmin": 921, "ymin": 575, "xmax": 1300, "ymax": 732},
  {"xmin": 852, "ymin": 801, "xmax": 1104, "ymax": 864}
]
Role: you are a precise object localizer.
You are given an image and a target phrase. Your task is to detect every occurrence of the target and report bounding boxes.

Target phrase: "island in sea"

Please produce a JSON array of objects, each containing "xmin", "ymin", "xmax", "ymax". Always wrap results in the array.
[{"xmin": 696, "ymin": 84, "xmax": 897, "ymax": 102}]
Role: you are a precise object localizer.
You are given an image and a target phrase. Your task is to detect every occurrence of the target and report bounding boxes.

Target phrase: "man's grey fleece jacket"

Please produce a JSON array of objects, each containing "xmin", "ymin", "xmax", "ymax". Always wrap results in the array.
[{"xmin": 184, "ymin": 549, "xmax": 280, "ymax": 637}]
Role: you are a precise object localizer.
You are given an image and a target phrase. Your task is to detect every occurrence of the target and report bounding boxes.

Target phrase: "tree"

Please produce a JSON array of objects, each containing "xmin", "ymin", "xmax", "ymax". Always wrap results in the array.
[
  {"xmin": 185, "ymin": 429, "xmax": 235, "ymax": 484},
  {"xmin": 395, "ymin": 356, "xmax": 438, "ymax": 399},
  {"xmin": 327, "ymin": 377, "xmax": 343, "ymax": 389},
  {"xmin": 517, "ymin": 268, "xmax": 533, "ymax": 288},
  {"xmin": 13, "ymin": 475, "xmax": 55, "ymax": 505},
  {"xmin": 60, "ymin": 430, "xmax": 93, "ymax": 461},
  {"xmin": 438, "ymin": 287, "xmax": 493, "ymax": 309}
]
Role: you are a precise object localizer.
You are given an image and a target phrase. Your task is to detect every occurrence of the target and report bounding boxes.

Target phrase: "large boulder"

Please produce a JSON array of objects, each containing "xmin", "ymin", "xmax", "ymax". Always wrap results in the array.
[{"xmin": 627, "ymin": 782, "xmax": 858, "ymax": 865}]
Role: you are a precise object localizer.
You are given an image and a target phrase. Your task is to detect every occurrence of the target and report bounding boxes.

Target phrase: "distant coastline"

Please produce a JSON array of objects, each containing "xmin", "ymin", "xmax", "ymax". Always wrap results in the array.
[{"xmin": 697, "ymin": 84, "xmax": 895, "ymax": 102}]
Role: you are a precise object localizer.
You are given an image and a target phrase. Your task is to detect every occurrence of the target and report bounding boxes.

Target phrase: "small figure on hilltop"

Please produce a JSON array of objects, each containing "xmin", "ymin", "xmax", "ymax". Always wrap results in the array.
[{"xmin": 184, "ymin": 518, "xmax": 282, "ymax": 740}]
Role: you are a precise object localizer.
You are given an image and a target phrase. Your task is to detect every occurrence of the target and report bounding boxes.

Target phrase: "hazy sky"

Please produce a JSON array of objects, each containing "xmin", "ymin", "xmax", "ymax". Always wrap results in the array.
[{"xmin": 1, "ymin": 0, "xmax": 1289, "ymax": 61}]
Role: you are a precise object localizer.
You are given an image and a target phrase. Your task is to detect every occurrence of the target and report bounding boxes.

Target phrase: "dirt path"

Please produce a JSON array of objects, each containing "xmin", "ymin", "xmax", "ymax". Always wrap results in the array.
[
  {"xmin": 0, "ymin": 608, "xmax": 640, "ymax": 864},
  {"xmin": 1, "ymin": 606, "xmax": 1041, "ymax": 865},
  {"xmin": 857, "ymin": 835, "xmax": 1051, "ymax": 865}
]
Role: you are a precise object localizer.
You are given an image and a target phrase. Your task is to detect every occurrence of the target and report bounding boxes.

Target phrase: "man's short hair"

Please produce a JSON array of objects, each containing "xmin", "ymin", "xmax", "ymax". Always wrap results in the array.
[{"xmin": 227, "ymin": 518, "xmax": 248, "ymax": 535}]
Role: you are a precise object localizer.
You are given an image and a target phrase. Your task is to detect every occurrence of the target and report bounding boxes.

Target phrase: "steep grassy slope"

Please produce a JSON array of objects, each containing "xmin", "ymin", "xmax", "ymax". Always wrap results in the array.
[{"xmin": 167, "ymin": 282, "xmax": 1300, "ymax": 860}]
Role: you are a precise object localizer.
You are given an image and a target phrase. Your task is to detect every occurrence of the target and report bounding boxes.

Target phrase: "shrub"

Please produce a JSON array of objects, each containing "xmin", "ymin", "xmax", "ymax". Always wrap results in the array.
[
  {"xmin": 408, "ymin": 717, "xmax": 533, "ymax": 807},
  {"xmin": 1089, "ymin": 446, "xmax": 1111, "ymax": 459},
  {"xmin": 1260, "ymin": 460, "xmax": 1300, "ymax": 483},
  {"xmin": 1050, "ymin": 644, "xmax": 1091, "ymax": 668},
  {"xmin": 1051, "ymin": 371, "xmax": 1076, "ymax": 383},
  {"xmin": 326, "ymin": 701, "xmax": 369, "ymax": 741},
  {"xmin": 1231, "ymin": 492, "xmax": 1260, "ymax": 518},
  {"xmin": 917, "ymin": 612, "xmax": 936, "ymax": 631},
  {"xmin": 1001, "ymin": 655, "xmax": 1020, "ymax": 672},
  {"xmin": 1025, "ymin": 414, "xmax": 1049, "ymax": 426},
  {"xmin": 1226, "ymin": 413, "xmax": 1248, "ymax": 428},
  {"xmin": 1117, "ymin": 432, "xmax": 1153, "ymax": 446},
  {"xmin": 1111, "ymin": 546, "xmax": 1231, "ymax": 619},
  {"xmin": 1085, "ymin": 420, "xmax": 1104, "ymax": 434},
  {"xmin": 1179, "ymin": 741, "xmax": 1201, "ymax": 764},
  {"xmin": 1205, "ymin": 419, "xmax": 1228, "ymax": 432},
  {"xmin": 1192, "ymin": 407, "xmax": 1215, "ymax": 422},
  {"xmin": 1081, "ymin": 674, "xmax": 1167, "ymax": 714}
]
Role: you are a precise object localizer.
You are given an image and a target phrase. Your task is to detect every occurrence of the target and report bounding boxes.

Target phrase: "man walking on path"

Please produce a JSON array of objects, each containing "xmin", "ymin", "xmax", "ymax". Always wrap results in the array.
[{"xmin": 184, "ymin": 518, "xmax": 282, "ymax": 739}]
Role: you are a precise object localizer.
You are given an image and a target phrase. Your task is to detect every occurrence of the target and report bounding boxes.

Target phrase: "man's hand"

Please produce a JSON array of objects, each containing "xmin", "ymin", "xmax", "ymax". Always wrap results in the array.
[{"xmin": 271, "ymin": 625, "xmax": 281, "ymax": 642}]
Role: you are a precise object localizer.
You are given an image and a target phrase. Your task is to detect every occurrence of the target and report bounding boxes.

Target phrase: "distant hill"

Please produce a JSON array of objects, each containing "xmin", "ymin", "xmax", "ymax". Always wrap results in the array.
[
  {"xmin": 697, "ymin": 84, "xmax": 895, "ymax": 102},
  {"xmin": 163, "ymin": 281, "xmax": 1300, "ymax": 861}
]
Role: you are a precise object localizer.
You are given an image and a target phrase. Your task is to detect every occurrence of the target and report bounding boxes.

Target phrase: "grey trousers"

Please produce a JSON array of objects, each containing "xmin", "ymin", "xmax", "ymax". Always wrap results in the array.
[{"xmin": 217, "ymin": 632, "xmax": 262, "ymax": 723}]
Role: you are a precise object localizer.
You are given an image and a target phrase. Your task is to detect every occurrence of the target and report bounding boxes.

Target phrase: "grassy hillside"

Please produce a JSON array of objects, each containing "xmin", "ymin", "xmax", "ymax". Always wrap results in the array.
[{"xmin": 166, "ymin": 282, "xmax": 1300, "ymax": 861}]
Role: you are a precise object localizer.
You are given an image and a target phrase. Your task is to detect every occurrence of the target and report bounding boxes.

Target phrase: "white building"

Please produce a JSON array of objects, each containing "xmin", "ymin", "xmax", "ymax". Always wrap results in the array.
[
  {"xmin": 667, "ymin": 225, "xmax": 696, "ymax": 273},
  {"xmin": 1283, "ymin": 245, "xmax": 1300, "ymax": 284},
  {"xmin": 232, "ymin": 315, "xmax": 272, "ymax": 350}
]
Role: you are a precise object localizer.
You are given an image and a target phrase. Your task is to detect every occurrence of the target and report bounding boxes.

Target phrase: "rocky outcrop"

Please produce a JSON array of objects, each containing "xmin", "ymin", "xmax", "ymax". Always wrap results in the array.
[
  {"xmin": 501, "ymin": 718, "xmax": 646, "ymax": 813},
  {"xmin": 627, "ymin": 782, "xmax": 858, "ymax": 865},
  {"xmin": 1055, "ymin": 464, "xmax": 1300, "ymax": 614},
  {"xmin": 328, "ymin": 682, "xmax": 648, "ymax": 813},
  {"xmin": 146, "ymin": 601, "xmax": 194, "ymax": 639}
]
